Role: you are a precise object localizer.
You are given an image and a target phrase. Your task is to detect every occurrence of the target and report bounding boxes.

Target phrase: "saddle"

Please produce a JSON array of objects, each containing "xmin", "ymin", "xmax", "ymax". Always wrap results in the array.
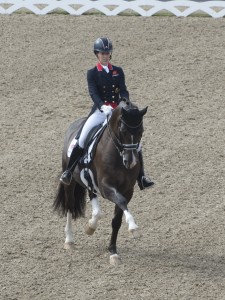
[
  {"xmin": 83, "ymin": 123, "xmax": 106, "ymax": 163},
  {"xmin": 82, "ymin": 123, "xmax": 107, "ymax": 194},
  {"xmin": 67, "ymin": 121, "xmax": 107, "ymax": 194},
  {"xmin": 67, "ymin": 121, "xmax": 105, "ymax": 158}
]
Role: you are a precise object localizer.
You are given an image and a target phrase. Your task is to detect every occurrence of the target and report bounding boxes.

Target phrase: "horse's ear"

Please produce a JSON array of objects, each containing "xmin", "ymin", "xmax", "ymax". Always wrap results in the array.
[{"xmin": 140, "ymin": 106, "xmax": 148, "ymax": 116}]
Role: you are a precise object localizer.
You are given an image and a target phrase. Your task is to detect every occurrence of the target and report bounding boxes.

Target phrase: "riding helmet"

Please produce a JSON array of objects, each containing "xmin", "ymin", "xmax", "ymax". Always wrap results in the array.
[{"xmin": 93, "ymin": 37, "xmax": 113, "ymax": 55}]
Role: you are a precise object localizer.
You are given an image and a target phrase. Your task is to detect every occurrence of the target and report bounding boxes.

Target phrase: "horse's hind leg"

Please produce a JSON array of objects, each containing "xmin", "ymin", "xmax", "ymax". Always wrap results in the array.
[
  {"xmin": 109, "ymin": 205, "xmax": 123, "ymax": 266},
  {"xmin": 85, "ymin": 192, "xmax": 102, "ymax": 235},
  {"xmin": 64, "ymin": 210, "xmax": 75, "ymax": 249},
  {"xmin": 63, "ymin": 182, "xmax": 76, "ymax": 250}
]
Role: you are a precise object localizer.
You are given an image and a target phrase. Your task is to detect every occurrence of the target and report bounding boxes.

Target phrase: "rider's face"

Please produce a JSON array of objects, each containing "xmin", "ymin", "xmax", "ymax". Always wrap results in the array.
[{"xmin": 97, "ymin": 52, "xmax": 111, "ymax": 65}]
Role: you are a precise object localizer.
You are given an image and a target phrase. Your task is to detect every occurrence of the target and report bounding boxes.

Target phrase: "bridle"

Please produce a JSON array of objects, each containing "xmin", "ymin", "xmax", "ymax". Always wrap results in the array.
[{"xmin": 106, "ymin": 115, "xmax": 142, "ymax": 156}]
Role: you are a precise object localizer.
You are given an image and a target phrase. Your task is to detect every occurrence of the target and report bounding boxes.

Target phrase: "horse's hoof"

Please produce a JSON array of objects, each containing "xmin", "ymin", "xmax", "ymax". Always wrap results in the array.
[
  {"xmin": 129, "ymin": 229, "xmax": 141, "ymax": 239},
  {"xmin": 85, "ymin": 224, "xmax": 96, "ymax": 235},
  {"xmin": 110, "ymin": 254, "xmax": 122, "ymax": 266},
  {"xmin": 64, "ymin": 242, "xmax": 75, "ymax": 250}
]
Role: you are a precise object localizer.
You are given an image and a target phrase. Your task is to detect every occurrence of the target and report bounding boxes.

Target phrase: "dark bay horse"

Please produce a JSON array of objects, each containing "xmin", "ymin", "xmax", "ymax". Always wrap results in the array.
[{"xmin": 53, "ymin": 100, "xmax": 148, "ymax": 265}]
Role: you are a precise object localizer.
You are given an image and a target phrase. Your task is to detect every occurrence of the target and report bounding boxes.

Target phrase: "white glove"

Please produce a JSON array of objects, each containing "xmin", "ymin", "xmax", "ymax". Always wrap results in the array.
[{"xmin": 101, "ymin": 105, "xmax": 113, "ymax": 116}]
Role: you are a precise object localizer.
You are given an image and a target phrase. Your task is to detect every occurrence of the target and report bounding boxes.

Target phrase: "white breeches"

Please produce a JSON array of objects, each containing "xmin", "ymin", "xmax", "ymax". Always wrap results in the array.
[{"xmin": 78, "ymin": 108, "xmax": 106, "ymax": 148}]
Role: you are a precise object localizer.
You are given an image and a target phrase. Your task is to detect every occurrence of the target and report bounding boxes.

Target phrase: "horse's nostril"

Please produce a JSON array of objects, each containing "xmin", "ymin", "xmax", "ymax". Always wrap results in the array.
[{"xmin": 123, "ymin": 159, "xmax": 129, "ymax": 168}]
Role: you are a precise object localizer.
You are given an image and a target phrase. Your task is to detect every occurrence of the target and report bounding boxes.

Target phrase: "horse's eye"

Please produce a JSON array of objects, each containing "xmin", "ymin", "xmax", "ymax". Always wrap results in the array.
[
  {"xmin": 120, "ymin": 124, "xmax": 127, "ymax": 133},
  {"xmin": 120, "ymin": 128, "xmax": 128, "ymax": 136}
]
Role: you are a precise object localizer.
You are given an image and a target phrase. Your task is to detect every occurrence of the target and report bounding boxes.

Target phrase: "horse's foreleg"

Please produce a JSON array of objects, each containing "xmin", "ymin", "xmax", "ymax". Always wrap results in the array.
[
  {"xmin": 103, "ymin": 187, "xmax": 139, "ymax": 238},
  {"xmin": 85, "ymin": 195, "xmax": 102, "ymax": 235},
  {"xmin": 124, "ymin": 210, "xmax": 140, "ymax": 238},
  {"xmin": 64, "ymin": 210, "xmax": 75, "ymax": 249},
  {"xmin": 109, "ymin": 205, "xmax": 123, "ymax": 266}
]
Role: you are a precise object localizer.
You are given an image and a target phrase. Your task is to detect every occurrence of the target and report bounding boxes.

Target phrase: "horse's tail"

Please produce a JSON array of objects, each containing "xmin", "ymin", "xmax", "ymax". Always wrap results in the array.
[{"xmin": 53, "ymin": 178, "xmax": 87, "ymax": 219}]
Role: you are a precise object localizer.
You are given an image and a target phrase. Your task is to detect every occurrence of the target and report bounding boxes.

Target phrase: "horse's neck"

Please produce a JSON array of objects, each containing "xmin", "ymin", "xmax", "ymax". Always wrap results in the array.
[{"xmin": 97, "ymin": 117, "xmax": 119, "ymax": 157}]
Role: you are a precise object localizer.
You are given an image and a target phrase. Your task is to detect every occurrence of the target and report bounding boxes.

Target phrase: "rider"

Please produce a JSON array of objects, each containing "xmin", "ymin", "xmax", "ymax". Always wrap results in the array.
[{"xmin": 60, "ymin": 37, "xmax": 154, "ymax": 190}]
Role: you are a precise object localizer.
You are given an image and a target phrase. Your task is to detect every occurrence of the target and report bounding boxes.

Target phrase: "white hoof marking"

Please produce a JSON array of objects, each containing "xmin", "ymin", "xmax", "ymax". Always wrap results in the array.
[
  {"xmin": 110, "ymin": 254, "xmax": 122, "ymax": 266},
  {"xmin": 64, "ymin": 242, "xmax": 75, "ymax": 250},
  {"xmin": 129, "ymin": 228, "xmax": 141, "ymax": 239},
  {"xmin": 85, "ymin": 224, "xmax": 96, "ymax": 235}
]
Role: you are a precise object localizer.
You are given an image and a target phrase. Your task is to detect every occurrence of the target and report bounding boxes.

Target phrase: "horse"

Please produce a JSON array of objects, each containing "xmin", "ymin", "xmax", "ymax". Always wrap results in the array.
[{"xmin": 53, "ymin": 100, "xmax": 148, "ymax": 265}]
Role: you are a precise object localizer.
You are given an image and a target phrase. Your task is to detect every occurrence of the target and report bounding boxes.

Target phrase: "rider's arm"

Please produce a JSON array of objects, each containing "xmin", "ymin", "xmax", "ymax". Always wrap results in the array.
[
  {"xmin": 87, "ymin": 69, "xmax": 104, "ymax": 110},
  {"xmin": 118, "ymin": 67, "xmax": 129, "ymax": 101}
]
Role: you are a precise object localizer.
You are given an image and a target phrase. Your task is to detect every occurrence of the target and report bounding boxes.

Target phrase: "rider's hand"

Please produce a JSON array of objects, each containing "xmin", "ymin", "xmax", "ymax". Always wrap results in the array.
[{"xmin": 101, "ymin": 105, "xmax": 113, "ymax": 116}]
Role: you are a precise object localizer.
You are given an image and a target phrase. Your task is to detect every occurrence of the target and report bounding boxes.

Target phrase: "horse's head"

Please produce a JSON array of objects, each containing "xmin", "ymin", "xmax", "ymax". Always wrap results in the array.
[{"xmin": 108, "ymin": 102, "xmax": 148, "ymax": 169}]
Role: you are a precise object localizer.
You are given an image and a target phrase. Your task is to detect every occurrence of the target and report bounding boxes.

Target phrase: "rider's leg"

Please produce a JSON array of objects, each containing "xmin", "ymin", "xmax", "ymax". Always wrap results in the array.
[
  {"xmin": 60, "ymin": 109, "xmax": 106, "ymax": 185},
  {"xmin": 137, "ymin": 149, "xmax": 154, "ymax": 190},
  {"xmin": 60, "ymin": 145, "xmax": 84, "ymax": 185},
  {"xmin": 78, "ymin": 109, "xmax": 105, "ymax": 148}
]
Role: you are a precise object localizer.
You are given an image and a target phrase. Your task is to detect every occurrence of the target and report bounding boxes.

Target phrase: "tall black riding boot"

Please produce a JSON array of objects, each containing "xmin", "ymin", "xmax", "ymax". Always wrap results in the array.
[
  {"xmin": 60, "ymin": 145, "xmax": 84, "ymax": 185},
  {"xmin": 137, "ymin": 151, "xmax": 154, "ymax": 190}
]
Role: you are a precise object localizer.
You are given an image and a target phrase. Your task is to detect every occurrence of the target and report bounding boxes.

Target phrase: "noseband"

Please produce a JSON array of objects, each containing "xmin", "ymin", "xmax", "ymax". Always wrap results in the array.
[{"xmin": 107, "ymin": 116, "xmax": 142, "ymax": 156}]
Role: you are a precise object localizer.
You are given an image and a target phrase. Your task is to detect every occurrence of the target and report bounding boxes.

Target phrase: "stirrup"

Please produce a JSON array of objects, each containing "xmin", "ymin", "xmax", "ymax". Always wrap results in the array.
[
  {"xmin": 60, "ymin": 170, "xmax": 72, "ymax": 185},
  {"xmin": 138, "ymin": 176, "xmax": 154, "ymax": 190}
]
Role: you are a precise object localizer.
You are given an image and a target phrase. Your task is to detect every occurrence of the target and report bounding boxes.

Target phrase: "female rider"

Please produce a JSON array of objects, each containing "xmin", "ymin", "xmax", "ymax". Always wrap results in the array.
[{"xmin": 60, "ymin": 37, "xmax": 154, "ymax": 190}]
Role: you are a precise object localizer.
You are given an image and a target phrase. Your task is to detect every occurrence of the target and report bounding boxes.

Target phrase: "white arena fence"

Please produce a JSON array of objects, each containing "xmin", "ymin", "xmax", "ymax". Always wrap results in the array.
[{"xmin": 1, "ymin": 0, "xmax": 225, "ymax": 18}]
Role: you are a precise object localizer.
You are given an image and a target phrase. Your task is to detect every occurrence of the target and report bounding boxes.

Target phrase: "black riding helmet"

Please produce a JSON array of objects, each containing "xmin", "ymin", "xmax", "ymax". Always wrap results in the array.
[{"xmin": 94, "ymin": 37, "xmax": 113, "ymax": 56}]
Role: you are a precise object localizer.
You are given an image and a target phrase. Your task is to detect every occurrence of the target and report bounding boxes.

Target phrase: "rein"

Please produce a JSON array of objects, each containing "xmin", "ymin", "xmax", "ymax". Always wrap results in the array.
[{"xmin": 106, "ymin": 115, "xmax": 140, "ymax": 156}]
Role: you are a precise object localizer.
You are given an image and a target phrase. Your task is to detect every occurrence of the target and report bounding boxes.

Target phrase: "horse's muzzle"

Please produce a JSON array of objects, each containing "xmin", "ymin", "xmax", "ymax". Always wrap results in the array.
[{"xmin": 122, "ymin": 150, "xmax": 138, "ymax": 169}]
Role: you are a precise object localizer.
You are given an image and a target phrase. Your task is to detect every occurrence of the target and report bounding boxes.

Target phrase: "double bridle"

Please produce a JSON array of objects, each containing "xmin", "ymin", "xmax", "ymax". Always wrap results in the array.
[{"xmin": 107, "ymin": 116, "xmax": 142, "ymax": 156}]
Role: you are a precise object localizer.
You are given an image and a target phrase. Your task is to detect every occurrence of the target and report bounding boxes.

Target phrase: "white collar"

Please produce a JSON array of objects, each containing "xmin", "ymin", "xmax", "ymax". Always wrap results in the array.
[{"xmin": 101, "ymin": 64, "xmax": 109, "ymax": 73}]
